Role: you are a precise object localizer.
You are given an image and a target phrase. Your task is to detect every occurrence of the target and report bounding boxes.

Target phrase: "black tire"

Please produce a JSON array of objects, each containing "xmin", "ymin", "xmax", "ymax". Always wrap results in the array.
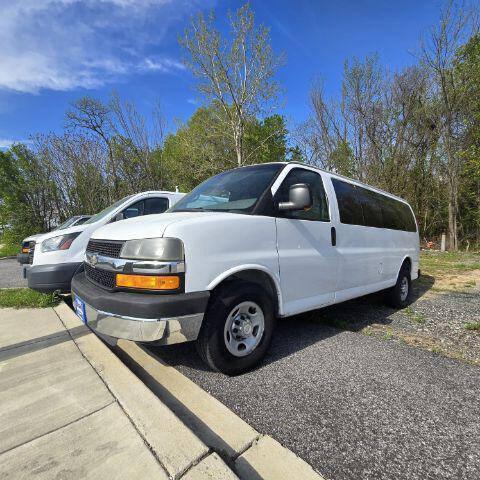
[
  {"xmin": 196, "ymin": 281, "xmax": 276, "ymax": 375},
  {"xmin": 385, "ymin": 263, "xmax": 412, "ymax": 308}
]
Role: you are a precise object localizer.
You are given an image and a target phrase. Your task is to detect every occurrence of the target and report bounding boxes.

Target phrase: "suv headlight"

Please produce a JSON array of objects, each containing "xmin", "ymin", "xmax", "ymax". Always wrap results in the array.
[
  {"xmin": 41, "ymin": 232, "xmax": 81, "ymax": 252},
  {"xmin": 120, "ymin": 238, "xmax": 184, "ymax": 261}
]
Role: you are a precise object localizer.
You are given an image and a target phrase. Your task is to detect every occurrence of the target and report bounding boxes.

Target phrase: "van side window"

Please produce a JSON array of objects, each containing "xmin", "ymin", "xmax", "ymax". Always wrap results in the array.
[
  {"xmin": 356, "ymin": 187, "xmax": 383, "ymax": 228},
  {"xmin": 331, "ymin": 178, "xmax": 364, "ymax": 225},
  {"xmin": 145, "ymin": 197, "xmax": 169, "ymax": 215},
  {"xmin": 276, "ymin": 169, "xmax": 330, "ymax": 222},
  {"xmin": 332, "ymin": 178, "xmax": 416, "ymax": 232}
]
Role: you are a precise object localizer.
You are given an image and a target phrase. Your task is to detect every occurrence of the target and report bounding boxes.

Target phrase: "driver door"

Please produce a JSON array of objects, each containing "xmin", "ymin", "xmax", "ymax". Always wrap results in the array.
[{"xmin": 274, "ymin": 167, "xmax": 339, "ymax": 316}]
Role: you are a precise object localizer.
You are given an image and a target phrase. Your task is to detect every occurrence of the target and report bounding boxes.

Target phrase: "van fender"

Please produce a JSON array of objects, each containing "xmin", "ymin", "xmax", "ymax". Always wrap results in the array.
[
  {"xmin": 206, "ymin": 264, "xmax": 284, "ymax": 316},
  {"xmin": 398, "ymin": 255, "xmax": 415, "ymax": 280}
]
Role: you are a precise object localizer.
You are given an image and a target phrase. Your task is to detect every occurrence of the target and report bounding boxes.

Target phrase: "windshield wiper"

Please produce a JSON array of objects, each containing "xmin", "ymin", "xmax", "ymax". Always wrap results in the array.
[{"xmin": 173, "ymin": 207, "xmax": 208, "ymax": 212}]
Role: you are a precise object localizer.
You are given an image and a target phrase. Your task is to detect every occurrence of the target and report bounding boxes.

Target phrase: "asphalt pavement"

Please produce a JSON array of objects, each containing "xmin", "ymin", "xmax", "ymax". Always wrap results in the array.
[
  {"xmin": 152, "ymin": 310, "xmax": 480, "ymax": 480},
  {"xmin": 0, "ymin": 258, "xmax": 26, "ymax": 288}
]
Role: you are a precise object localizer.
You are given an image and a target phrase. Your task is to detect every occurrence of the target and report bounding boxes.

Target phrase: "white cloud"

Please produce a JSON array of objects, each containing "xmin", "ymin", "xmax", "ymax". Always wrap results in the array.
[
  {"xmin": 0, "ymin": 138, "xmax": 31, "ymax": 148},
  {"xmin": 0, "ymin": 0, "xmax": 206, "ymax": 94},
  {"xmin": 138, "ymin": 57, "xmax": 186, "ymax": 73}
]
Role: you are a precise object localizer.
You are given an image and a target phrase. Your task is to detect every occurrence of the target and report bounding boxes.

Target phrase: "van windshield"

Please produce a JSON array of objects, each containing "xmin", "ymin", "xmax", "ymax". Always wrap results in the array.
[
  {"xmin": 170, "ymin": 164, "xmax": 283, "ymax": 214},
  {"xmin": 83, "ymin": 195, "xmax": 134, "ymax": 225},
  {"xmin": 54, "ymin": 216, "xmax": 80, "ymax": 230}
]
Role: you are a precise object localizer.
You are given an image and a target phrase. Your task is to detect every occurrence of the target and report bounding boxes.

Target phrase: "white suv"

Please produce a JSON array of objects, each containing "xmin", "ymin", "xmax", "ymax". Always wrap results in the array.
[
  {"xmin": 71, "ymin": 163, "xmax": 419, "ymax": 375},
  {"xmin": 26, "ymin": 191, "xmax": 184, "ymax": 293}
]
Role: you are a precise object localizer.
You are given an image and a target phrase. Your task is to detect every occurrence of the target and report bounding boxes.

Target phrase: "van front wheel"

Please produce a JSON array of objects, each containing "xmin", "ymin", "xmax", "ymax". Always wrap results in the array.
[{"xmin": 196, "ymin": 282, "xmax": 275, "ymax": 375}]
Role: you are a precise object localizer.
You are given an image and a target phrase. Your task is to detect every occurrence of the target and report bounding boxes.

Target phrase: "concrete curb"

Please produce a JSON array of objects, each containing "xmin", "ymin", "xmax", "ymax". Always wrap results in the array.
[
  {"xmin": 115, "ymin": 340, "xmax": 326, "ymax": 480},
  {"xmin": 54, "ymin": 302, "xmax": 238, "ymax": 480},
  {"xmin": 0, "ymin": 256, "xmax": 16, "ymax": 260}
]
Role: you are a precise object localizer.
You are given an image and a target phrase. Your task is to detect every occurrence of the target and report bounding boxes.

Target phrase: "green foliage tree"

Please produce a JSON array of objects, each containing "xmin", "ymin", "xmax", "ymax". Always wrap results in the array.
[{"xmin": 180, "ymin": 3, "xmax": 283, "ymax": 166}]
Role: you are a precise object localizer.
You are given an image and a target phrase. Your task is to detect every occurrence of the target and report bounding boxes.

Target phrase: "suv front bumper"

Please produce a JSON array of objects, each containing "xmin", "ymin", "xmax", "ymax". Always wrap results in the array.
[{"xmin": 71, "ymin": 271, "xmax": 210, "ymax": 344}]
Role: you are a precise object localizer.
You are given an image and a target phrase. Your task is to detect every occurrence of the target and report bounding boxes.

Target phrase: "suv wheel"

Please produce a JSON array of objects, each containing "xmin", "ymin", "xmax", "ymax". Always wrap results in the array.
[
  {"xmin": 196, "ymin": 282, "xmax": 275, "ymax": 375},
  {"xmin": 386, "ymin": 263, "xmax": 412, "ymax": 308}
]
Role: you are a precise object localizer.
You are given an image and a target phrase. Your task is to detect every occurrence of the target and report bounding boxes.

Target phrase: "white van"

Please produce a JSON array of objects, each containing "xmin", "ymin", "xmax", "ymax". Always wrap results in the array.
[
  {"xmin": 71, "ymin": 163, "xmax": 419, "ymax": 375},
  {"xmin": 18, "ymin": 215, "xmax": 92, "ymax": 264},
  {"xmin": 26, "ymin": 191, "xmax": 184, "ymax": 293}
]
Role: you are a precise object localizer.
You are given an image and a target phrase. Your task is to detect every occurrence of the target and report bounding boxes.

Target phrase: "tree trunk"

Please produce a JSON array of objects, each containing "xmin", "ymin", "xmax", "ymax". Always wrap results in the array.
[
  {"xmin": 447, "ymin": 184, "xmax": 458, "ymax": 251},
  {"xmin": 233, "ymin": 123, "xmax": 244, "ymax": 167}
]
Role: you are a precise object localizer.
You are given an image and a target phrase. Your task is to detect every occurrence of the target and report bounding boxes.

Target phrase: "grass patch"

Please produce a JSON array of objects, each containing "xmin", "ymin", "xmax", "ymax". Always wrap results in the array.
[
  {"xmin": 465, "ymin": 322, "xmax": 480, "ymax": 331},
  {"xmin": 420, "ymin": 251, "xmax": 480, "ymax": 276},
  {"xmin": 0, "ymin": 288, "xmax": 59, "ymax": 308},
  {"xmin": 405, "ymin": 306, "xmax": 427, "ymax": 324},
  {"xmin": 0, "ymin": 243, "xmax": 20, "ymax": 257}
]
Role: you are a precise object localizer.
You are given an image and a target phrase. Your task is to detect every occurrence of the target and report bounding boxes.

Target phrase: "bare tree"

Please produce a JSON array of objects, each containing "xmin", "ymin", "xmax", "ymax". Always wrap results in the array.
[
  {"xmin": 180, "ymin": 3, "xmax": 283, "ymax": 166},
  {"xmin": 421, "ymin": 0, "xmax": 478, "ymax": 249},
  {"xmin": 66, "ymin": 97, "xmax": 119, "ymax": 199}
]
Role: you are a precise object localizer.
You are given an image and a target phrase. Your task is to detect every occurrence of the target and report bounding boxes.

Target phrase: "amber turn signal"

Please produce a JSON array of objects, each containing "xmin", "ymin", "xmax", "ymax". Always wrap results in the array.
[
  {"xmin": 116, "ymin": 273, "xmax": 180, "ymax": 290},
  {"xmin": 22, "ymin": 248, "xmax": 29, "ymax": 253}
]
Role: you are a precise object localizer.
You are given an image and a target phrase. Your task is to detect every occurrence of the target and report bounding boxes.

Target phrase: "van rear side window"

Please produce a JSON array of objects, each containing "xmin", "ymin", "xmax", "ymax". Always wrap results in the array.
[
  {"xmin": 331, "ymin": 179, "xmax": 363, "ymax": 225},
  {"xmin": 332, "ymin": 178, "xmax": 416, "ymax": 232}
]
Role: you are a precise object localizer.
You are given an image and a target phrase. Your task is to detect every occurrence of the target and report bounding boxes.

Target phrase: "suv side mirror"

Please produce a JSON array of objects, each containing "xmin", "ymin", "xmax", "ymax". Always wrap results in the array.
[
  {"xmin": 278, "ymin": 183, "xmax": 312, "ymax": 211},
  {"xmin": 114, "ymin": 212, "xmax": 124, "ymax": 222}
]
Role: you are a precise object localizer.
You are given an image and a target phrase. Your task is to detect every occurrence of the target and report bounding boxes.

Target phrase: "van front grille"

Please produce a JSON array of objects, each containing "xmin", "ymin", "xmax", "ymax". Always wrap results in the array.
[
  {"xmin": 86, "ymin": 239, "xmax": 125, "ymax": 259},
  {"xmin": 85, "ymin": 263, "xmax": 116, "ymax": 289}
]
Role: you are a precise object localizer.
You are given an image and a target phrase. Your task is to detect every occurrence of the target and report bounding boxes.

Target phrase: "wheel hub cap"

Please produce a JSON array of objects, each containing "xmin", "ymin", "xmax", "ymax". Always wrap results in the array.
[{"xmin": 224, "ymin": 301, "xmax": 265, "ymax": 357}]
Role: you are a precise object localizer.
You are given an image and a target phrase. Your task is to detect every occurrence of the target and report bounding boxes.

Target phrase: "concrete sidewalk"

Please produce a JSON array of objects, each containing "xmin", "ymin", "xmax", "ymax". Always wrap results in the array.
[
  {"xmin": 0, "ymin": 303, "xmax": 325, "ymax": 480},
  {"xmin": 0, "ymin": 304, "xmax": 234, "ymax": 479}
]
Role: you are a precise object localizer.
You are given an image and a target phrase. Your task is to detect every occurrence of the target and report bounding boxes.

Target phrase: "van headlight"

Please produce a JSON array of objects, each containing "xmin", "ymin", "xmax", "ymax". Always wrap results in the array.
[
  {"xmin": 120, "ymin": 238, "xmax": 184, "ymax": 261},
  {"xmin": 41, "ymin": 232, "xmax": 81, "ymax": 252}
]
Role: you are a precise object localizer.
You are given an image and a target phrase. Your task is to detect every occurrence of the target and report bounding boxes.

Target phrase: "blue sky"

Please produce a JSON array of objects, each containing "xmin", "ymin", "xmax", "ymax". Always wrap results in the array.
[{"xmin": 0, "ymin": 0, "xmax": 464, "ymax": 148}]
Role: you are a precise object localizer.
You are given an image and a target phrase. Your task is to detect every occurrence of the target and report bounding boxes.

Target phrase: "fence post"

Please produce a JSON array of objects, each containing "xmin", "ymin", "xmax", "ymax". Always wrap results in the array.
[{"xmin": 440, "ymin": 233, "xmax": 446, "ymax": 252}]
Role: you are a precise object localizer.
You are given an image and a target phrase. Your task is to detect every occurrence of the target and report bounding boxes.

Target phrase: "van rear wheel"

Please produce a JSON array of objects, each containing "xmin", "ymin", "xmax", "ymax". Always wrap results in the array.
[
  {"xmin": 386, "ymin": 263, "xmax": 412, "ymax": 308},
  {"xmin": 196, "ymin": 282, "xmax": 275, "ymax": 375}
]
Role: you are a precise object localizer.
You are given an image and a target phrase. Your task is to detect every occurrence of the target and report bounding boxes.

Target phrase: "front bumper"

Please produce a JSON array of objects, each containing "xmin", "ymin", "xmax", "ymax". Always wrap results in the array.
[
  {"xmin": 71, "ymin": 271, "xmax": 210, "ymax": 344},
  {"xmin": 17, "ymin": 253, "xmax": 29, "ymax": 264},
  {"xmin": 27, "ymin": 262, "xmax": 83, "ymax": 293}
]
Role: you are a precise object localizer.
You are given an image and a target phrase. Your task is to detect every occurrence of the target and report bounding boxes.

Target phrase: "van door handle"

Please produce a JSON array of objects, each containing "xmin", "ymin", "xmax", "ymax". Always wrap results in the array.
[{"xmin": 331, "ymin": 227, "xmax": 337, "ymax": 246}]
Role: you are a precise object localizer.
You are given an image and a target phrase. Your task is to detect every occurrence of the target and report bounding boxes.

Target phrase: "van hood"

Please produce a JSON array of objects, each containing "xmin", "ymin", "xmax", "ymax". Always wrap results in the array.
[
  {"xmin": 22, "ymin": 233, "xmax": 43, "ymax": 243},
  {"xmin": 91, "ymin": 211, "xmax": 231, "ymax": 241},
  {"xmin": 34, "ymin": 224, "xmax": 88, "ymax": 243}
]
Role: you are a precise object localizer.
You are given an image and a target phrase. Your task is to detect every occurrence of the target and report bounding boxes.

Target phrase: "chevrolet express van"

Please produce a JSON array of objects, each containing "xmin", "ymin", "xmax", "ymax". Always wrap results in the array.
[
  {"xmin": 27, "ymin": 191, "xmax": 184, "ymax": 293},
  {"xmin": 71, "ymin": 162, "xmax": 419, "ymax": 375},
  {"xmin": 17, "ymin": 215, "xmax": 91, "ymax": 264}
]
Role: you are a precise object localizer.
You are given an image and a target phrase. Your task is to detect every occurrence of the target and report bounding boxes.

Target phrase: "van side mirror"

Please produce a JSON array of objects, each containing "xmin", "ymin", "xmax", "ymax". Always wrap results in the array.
[
  {"xmin": 114, "ymin": 212, "xmax": 124, "ymax": 222},
  {"xmin": 278, "ymin": 183, "xmax": 312, "ymax": 211},
  {"xmin": 123, "ymin": 207, "xmax": 140, "ymax": 219}
]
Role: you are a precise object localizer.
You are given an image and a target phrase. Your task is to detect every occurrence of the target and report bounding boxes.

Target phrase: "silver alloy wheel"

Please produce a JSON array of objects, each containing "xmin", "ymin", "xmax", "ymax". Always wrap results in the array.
[
  {"xmin": 224, "ymin": 301, "xmax": 265, "ymax": 357},
  {"xmin": 400, "ymin": 276, "xmax": 409, "ymax": 301}
]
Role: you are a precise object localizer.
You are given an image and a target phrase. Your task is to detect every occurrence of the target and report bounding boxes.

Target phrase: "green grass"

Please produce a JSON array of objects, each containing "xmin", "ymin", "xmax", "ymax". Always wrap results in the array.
[
  {"xmin": 0, "ymin": 288, "xmax": 60, "ymax": 308},
  {"xmin": 0, "ymin": 243, "xmax": 20, "ymax": 257},
  {"xmin": 404, "ymin": 306, "xmax": 427, "ymax": 324},
  {"xmin": 465, "ymin": 322, "xmax": 480, "ymax": 331},
  {"xmin": 420, "ymin": 251, "xmax": 480, "ymax": 276}
]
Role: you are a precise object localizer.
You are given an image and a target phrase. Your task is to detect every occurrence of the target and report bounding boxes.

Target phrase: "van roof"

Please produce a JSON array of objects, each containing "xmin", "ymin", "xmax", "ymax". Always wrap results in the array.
[{"xmin": 244, "ymin": 161, "xmax": 409, "ymax": 205}]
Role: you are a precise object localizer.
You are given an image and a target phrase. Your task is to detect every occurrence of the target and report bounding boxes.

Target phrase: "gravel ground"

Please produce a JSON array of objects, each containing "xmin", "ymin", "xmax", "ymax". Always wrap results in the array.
[
  {"xmin": 313, "ymin": 272, "xmax": 480, "ymax": 365},
  {"xmin": 0, "ymin": 258, "xmax": 27, "ymax": 288},
  {"xmin": 152, "ymin": 313, "xmax": 480, "ymax": 480}
]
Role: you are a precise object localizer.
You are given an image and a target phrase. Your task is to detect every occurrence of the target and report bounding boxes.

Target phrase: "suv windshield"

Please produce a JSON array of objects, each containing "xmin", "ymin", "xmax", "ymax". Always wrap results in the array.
[
  {"xmin": 83, "ymin": 195, "xmax": 134, "ymax": 225},
  {"xmin": 170, "ymin": 164, "xmax": 283, "ymax": 214}
]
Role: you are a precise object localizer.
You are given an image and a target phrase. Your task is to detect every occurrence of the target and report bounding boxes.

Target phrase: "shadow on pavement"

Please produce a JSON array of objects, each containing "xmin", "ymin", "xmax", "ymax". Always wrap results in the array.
[{"xmin": 153, "ymin": 275, "xmax": 436, "ymax": 372}]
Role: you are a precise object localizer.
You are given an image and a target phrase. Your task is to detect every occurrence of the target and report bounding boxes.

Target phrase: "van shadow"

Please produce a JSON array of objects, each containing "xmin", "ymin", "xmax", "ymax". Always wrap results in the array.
[{"xmin": 152, "ymin": 274, "xmax": 436, "ymax": 373}]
